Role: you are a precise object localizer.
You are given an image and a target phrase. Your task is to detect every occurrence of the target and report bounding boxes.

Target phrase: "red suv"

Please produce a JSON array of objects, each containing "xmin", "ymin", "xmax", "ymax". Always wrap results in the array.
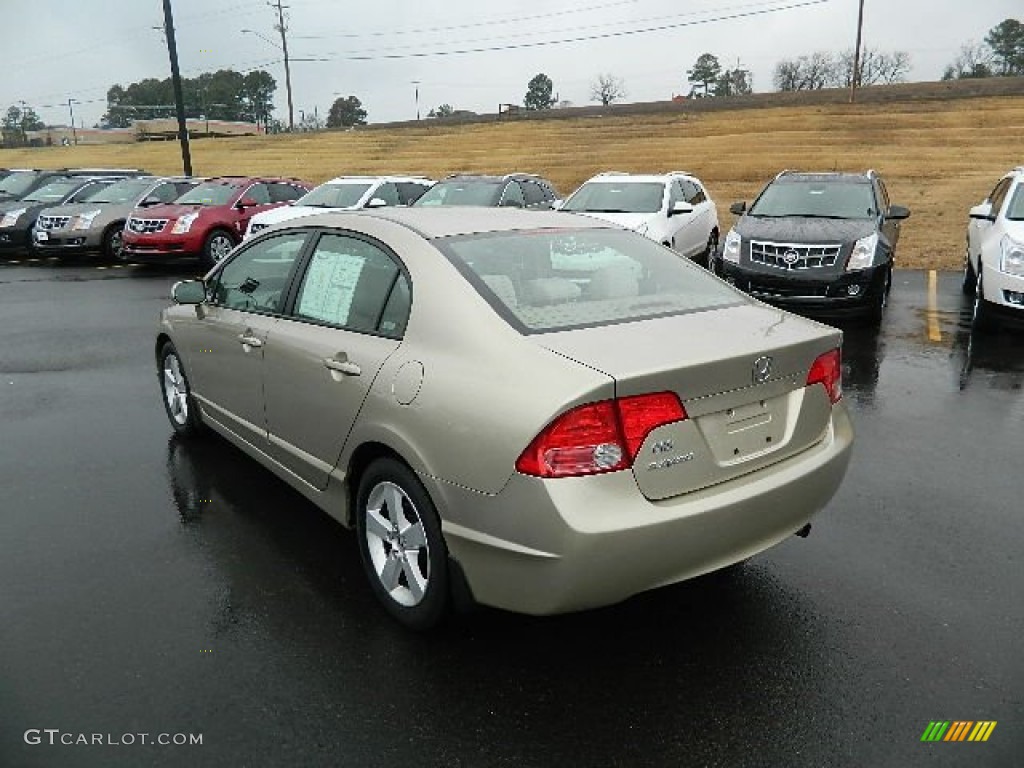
[{"xmin": 122, "ymin": 176, "xmax": 311, "ymax": 268}]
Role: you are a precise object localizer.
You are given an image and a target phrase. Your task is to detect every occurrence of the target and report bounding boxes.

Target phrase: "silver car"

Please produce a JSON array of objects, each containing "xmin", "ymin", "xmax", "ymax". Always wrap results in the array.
[
  {"xmin": 33, "ymin": 176, "xmax": 199, "ymax": 261},
  {"xmin": 157, "ymin": 208, "xmax": 853, "ymax": 628}
]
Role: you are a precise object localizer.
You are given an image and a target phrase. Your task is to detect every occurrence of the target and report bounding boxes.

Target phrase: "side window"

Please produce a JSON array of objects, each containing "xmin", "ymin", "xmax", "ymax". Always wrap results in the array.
[
  {"xmin": 372, "ymin": 183, "xmax": 400, "ymax": 206},
  {"xmin": 243, "ymin": 184, "xmax": 272, "ymax": 205},
  {"xmin": 668, "ymin": 181, "xmax": 685, "ymax": 208},
  {"xmin": 500, "ymin": 181, "xmax": 526, "ymax": 208},
  {"xmin": 398, "ymin": 182, "xmax": 430, "ymax": 205},
  {"xmin": 874, "ymin": 180, "xmax": 890, "ymax": 214},
  {"xmin": 988, "ymin": 178, "xmax": 1012, "ymax": 215},
  {"xmin": 150, "ymin": 183, "xmax": 179, "ymax": 203},
  {"xmin": 521, "ymin": 181, "xmax": 549, "ymax": 208},
  {"xmin": 269, "ymin": 183, "xmax": 302, "ymax": 203},
  {"xmin": 685, "ymin": 180, "xmax": 707, "ymax": 204},
  {"xmin": 210, "ymin": 233, "xmax": 307, "ymax": 313},
  {"xmin": 292, "ymin": 234, "xmax": 408, "ymax": 337}
]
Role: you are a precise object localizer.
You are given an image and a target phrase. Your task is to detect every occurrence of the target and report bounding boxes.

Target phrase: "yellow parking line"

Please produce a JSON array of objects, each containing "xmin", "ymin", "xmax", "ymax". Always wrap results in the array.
[{"xmin": 927, "ymin": 269, "xmax": 942, "ymax": 342}]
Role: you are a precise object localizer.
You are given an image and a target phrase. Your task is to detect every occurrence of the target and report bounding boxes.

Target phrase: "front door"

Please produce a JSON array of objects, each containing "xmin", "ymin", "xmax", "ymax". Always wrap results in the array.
[{"xmin": 186, "ymin": 231, "xmax": 310, "ymax": 445}]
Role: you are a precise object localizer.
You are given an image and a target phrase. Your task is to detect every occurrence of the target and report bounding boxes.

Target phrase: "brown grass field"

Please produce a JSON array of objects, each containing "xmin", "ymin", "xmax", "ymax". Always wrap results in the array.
[{"xmin": 3, "ymin": 94, "xmax": 1022, "ymax": 270}]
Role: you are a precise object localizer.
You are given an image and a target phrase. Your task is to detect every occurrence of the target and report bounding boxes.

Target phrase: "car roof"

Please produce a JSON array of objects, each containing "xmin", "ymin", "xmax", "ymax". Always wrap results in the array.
[
  {"xmin": 274, "ymin": 206, "xmax": 612, "ymax": 240},
  {"xmin": 775, "ymin": 171, "xmax": 873, "ymax": 184},
  {"xmin": 321, "ymin": 175, "xmax": 433, "ymax": 185},
  {"xmin": 441, "ymin": 173, "xmax": 549, "ymax": 183},
  {"xmin": 201, "ymin": 175, "xmax": 307, "ymax": 185}
]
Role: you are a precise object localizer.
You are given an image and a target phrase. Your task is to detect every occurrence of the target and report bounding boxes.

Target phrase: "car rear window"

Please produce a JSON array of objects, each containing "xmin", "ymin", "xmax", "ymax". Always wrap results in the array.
[{"xmin": 438, "ymin": 228, "xmax": 743, "ymax": 333}]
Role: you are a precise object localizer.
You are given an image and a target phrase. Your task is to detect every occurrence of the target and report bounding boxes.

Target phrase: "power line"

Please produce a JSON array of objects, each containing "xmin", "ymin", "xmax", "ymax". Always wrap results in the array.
[{"xmin": 304, "ymin": 0, "xmax": 835, "ymax": 62}]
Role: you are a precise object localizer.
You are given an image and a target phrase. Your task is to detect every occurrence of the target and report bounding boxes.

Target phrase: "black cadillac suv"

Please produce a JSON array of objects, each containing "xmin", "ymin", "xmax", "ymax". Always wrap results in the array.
[{"xmin": 714, "ymin": 170, "xmax": 910, "ymax": 320}]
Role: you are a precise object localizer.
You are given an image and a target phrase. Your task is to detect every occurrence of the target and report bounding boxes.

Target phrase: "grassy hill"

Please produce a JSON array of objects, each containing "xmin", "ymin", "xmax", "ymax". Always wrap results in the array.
[{"xmin": 3, "ymin": 91, "xmax": 1022, "ymax": 270}]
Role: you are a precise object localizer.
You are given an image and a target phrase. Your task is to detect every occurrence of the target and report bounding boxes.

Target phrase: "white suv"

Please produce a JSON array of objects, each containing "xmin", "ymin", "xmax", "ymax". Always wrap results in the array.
[
  {"xmin": 558, "ymin": 171, "xmax": 719, "ymax": 264},
  {"xmin": 965, "ymin": 166, "xmax": 1024, "ymax": 329},
  {"xmin": 245, "ymin": 175, "xmax": 433, "ymax": 239}
]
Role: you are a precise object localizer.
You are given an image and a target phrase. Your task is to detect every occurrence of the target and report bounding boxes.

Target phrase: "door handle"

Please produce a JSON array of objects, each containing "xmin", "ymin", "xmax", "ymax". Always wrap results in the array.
[
  {"xmin": 323, "ymin": 358, "xmax": 361, "ymax": 376},
  {"xmin": 237, "ymin": 333, "xmax": 263, "ymax": 348}
]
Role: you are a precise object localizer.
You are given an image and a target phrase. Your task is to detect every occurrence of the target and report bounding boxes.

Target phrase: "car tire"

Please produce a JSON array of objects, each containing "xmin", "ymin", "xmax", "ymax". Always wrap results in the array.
[
  {"xmin": 158, "ymin": 341, "xmax": 204, "ymax": 437},
  {"xmin": 102, "ymin": 223, "xmax": 126, "ymax": 262},
  {"xmin": 867, "ymin": 265, "xmax": 891, "ymax": 324},
  {"xmin": 701, "ymin": 229, "xmax": 719, "ymax": 268},
  {"xmin": 201, "ymin": 228, "xmax": 236, "ymax": 270},
  {"xmin": 971, "ymin": 270, "xmax": 997, "ymax": 332},
  {"xmin": 356, "ymin": 457, "xmax": 449, "ymax": 630},
  {"xmin": 962, "ymin": 252, "xmax": 976, "ymax": 296}
]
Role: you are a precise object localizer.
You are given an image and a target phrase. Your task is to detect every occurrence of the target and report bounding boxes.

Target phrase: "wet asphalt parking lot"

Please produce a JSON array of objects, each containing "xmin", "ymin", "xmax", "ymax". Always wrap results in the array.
[{"xmin": 0, "ymin": 255, "xmax": 1021, "ymax": 768}]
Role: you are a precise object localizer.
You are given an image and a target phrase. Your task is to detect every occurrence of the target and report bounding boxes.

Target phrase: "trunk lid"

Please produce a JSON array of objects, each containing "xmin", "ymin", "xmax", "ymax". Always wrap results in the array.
[{"xmin": 534, "ymin": 303, "xmax": 842, "ymax": 500}]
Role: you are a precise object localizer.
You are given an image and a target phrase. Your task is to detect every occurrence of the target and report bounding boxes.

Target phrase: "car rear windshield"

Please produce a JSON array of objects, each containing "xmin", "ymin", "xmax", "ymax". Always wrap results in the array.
[
  {"xmin": 562, "ymin": 181, "xmax": 664, "ymax": 214},
  {"xmin": 438, "ymin": 228, "xmax": 743, "ymax": 333},
  {"xmin": 85, "ymin": 178, "xmax": 154, "ymax": 204},
  {"xmin": 0, "ymin": 171, "xmax": 46, "ymax": 197},
  {"xmin": 175, "ymin": 183, "xmax": 240, "ymax": 206},
  {"xmin": 23, "ymin": 180, "xmax": 86, "ymax": 203},
  {"xmin": 749, "ymin": 179, "xmax": 877, "ymax": 219},
  {"xmin": 414, "ymin": 181, "xmax": 502, "ymax": 207},
  {"xmin": 296, "ymin": 183, "xmax": 372, "ymax": 208}
]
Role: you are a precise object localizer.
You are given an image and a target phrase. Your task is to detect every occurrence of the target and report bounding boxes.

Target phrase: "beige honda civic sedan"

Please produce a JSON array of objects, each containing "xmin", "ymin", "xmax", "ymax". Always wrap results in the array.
[{"xmin": 157, "ymin": 207, "xmax": 853, "ymax": 629}]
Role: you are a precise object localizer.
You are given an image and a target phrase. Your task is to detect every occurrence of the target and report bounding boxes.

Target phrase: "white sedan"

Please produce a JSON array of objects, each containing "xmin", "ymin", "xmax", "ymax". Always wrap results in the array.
[{"xmin": 965, "ymin": 165, "xmax": 1024, "ymax": 330}]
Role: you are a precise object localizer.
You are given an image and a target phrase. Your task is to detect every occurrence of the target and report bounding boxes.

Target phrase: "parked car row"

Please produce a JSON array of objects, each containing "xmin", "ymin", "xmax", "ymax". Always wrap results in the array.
[{"xmin": 5, "ymin": 162, "xmax": 1022, "ymax": 328}]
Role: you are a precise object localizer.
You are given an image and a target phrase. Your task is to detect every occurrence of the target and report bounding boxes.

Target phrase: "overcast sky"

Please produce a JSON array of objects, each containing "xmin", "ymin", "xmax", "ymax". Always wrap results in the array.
[{"xmin": 1, "ymin": 0, "xmax": 1019, "ymax": 128}]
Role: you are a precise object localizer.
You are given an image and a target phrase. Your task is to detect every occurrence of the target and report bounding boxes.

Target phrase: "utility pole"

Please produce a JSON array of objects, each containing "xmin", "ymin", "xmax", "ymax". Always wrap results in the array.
[
  {"xmin": 67, "ymin": 99, "xmax": 78, "ymax": 146},
  {"xmin": 849, "ymin": 0, "xmax": 865, "ymax": 104},
  {"xmin": 162, "ymin": 0, "xmax": 193, "ymax": 175},
  {"xmin": 271, "ymin": 0, "xmax": 295, "ymax": 131}
]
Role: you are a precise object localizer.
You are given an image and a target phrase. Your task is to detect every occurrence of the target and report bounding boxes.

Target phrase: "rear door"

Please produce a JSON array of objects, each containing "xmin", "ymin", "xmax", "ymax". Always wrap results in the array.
[{"xmin": 262, "ymin": 231, "xmax": 410, "ymax": 489}]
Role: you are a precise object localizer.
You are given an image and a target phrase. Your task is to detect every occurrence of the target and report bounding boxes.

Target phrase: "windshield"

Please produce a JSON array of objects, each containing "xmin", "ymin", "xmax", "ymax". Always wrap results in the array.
[
  {"xmin": 438, "ymin": 228, "xmax": 742, "ymax": 333},
  {"xmin": 0, "ymin": 171, "xmax": 46, "ymax": 197},
  {"xmin": 175, "ymin": 183, "xmax": 240, "ymax": 206},
  {"xmin": 562, "ymin": 181, "xmax": 665, "ymax": 214},
  {"xmin": 84, "ymin": 178, "xmax": 154, "ymax": 204},
  {"xmin": 1006, "ymin": 184, "xmax": 1024, "ymax": 221},
  {"xmin": 414, "ymin": 180, "xmax": 502, "ymax": 207},
  {"xmin": 296, "ymin": 182, "xmax": 372, "ymax": 208},
  {"xmin": 23, "ymin": 180, "xmax": 87, "ymax": 203},
  {"xmin": 749, "ymin": 179, "xmax": 877, "ymax": 219}
]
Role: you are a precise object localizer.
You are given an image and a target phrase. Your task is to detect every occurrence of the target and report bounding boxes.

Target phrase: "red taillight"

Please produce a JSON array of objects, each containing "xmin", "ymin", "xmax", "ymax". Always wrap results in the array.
[
  {"xmin": 515, "ymin": 393, "xmax": 687, "ymax": 478},
  {"xmin": 806, "ymin": 348, "xmax": 842, "ymax": 404}
]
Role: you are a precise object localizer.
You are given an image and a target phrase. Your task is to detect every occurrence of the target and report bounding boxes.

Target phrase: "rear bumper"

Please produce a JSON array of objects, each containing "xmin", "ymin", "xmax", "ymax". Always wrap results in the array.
[
  {"xmin": 435, "ymin": 404, "xmax": 854, "ymax": 615},
  {"xmin": 719, "ymin": 261, "xmax": 886, "ymax": 316}
]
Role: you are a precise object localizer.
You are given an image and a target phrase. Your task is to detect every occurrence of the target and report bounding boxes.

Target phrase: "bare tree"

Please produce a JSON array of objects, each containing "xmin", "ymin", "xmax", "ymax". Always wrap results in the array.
[
  {"xmin": 590, "ymin": 74, "xmax": 626, "ymax": 106},
  {"xmin": 942, "ymin": 42, "xmax": 995, "ymax": 80},
  {"xmin": 836, "ymin": 48, "xmax": 911, "ymax": 86},
  {"xmin": 774, "ymin": 52, "xmax": 834, "ymax": 91}
]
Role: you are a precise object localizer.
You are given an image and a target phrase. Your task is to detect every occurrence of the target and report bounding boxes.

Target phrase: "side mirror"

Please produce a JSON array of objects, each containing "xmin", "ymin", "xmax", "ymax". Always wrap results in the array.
[
  {"xmin": 235, "ymin": 197, "xmax": 259, "ymax": 209},
  {"xmin": 550, "ymin": 199, "xmax": 564, "ymax": 210},
  {"xmin": 886, "ymin": 204, "xmax": 911, "ymax": 221},
  {"xmin": 138, "ymin": 195, "xmax": 162, "ymax": 207},
  {"xmin": 969, "ymin": 203, "xmax": 994, "ymax": 222},
  {"xmin": 171, "ymin": 280, "xmax": 206, "ymax": 305},
  {"xmin": 668, "ymin": 200, "xmax": 694, "ymax": 217},
  {"xmin": 729, "ymin": 201, "xmax": 747, "ymax": 216},
  {"xmin": 364, "ymin": 197, "xmax": 389, "ymax": 209}
]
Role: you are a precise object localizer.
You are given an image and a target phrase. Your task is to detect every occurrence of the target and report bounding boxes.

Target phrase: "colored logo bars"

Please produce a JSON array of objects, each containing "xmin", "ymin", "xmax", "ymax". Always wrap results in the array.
[{"xmin": 921, "ymin": 721, "xmax": 997, "ymax": 742}]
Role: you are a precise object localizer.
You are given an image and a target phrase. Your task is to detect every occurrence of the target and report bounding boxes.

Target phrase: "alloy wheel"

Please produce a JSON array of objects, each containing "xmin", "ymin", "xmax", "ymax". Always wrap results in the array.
[
  {"xmin": 363, "ymin": 481, "xmax": 431, "ymax": 607},
  {"xmin": 162, "ymin": 353, "xmax": 189, "ymax": 426}
]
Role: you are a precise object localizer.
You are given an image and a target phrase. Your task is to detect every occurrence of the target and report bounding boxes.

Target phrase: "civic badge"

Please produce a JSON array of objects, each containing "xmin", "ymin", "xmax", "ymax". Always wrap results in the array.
[{"xmin": 752, "ymin": 355, "xmax": 773, "ymax": 384}]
